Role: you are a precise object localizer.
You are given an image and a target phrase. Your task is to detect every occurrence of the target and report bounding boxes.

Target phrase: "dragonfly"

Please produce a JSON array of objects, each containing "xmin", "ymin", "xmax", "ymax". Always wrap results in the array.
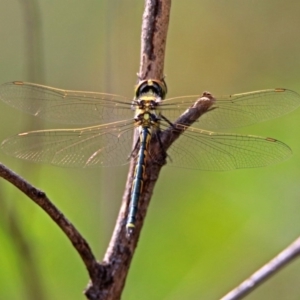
[{"xmin": 0, "ymin": 80, "xmax": 299, "ymax": 234}]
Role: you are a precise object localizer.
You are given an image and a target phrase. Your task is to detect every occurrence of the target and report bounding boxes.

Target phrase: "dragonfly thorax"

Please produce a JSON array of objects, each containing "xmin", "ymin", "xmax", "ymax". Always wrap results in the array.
[{"xmin": 134, "ymin": 109, "xmax": 160, "ymax": 128}]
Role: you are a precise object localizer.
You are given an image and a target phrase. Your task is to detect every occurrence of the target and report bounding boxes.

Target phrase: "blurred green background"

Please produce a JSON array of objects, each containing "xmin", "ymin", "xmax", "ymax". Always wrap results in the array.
[{"xmin": 1, "ymin": 1, "xmax": 300, "ymax": 299}]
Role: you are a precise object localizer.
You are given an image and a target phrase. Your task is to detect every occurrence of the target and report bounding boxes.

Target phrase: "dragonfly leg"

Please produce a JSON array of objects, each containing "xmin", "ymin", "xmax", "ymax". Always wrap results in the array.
[
  {"xmin": 128, "ymin": 137, "xmax": 140, "ymax": 161},
  {"xmin": 148, "ymin": 129, "xmax": 168, "ymax": 165},
  {"xmin": 160, "ymin": 114, "xmax": 174, "ymax": 128}
]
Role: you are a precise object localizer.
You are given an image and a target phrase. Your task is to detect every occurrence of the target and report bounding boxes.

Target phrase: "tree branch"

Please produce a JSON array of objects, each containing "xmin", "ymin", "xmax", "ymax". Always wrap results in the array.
[
  {"xmin": 85, "ymin": 1, "xmax": 173, "ymax": 299},
  {"xmin": 0, "ymin": 163, "xmax": 99, "ymax": 282},
  {"xmin": 221, "ymin": 237, "xmax": 300, "ymax": 300},
  {"xmin": 139, "ymin": 0, "xmax": 171, "ymax": 80}
]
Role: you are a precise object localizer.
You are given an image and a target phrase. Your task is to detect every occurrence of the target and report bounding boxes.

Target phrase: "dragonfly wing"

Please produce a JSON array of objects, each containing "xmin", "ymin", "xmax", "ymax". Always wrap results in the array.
[
  {"xmin": 1, "ymin": 119, "xmax": 135, "ymax": 167},
  {"xmin": 166, "ymin": 126, "xmax": 292, "ymax": 170},
  {"xmin": 0, "ymin": 82, "xmax": 133, "ymax": 125},
  {"xmin": 161, "ymin": 89, "xmax": 300, "ymax": 129}
]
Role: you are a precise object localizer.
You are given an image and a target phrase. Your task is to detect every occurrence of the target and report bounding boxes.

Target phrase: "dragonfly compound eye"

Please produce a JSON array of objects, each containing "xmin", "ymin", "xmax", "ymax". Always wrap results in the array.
[{"xmin": 135, "ymin": 79, "xmax": 167, "ymax": 99}]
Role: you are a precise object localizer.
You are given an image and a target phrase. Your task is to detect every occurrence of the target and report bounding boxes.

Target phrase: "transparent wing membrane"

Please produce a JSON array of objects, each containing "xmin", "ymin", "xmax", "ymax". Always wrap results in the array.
[
  {"xmin": 1, "ymin": 119, "xmax": 134, "ymax": 167},
  {"xmin": 0, "ymin": 81, "xmax": 298, "ymax": 169},
  {"xmin": 166, "ymin": 126, "xmax": 292, "ymax": 170},
  {"xmin": 161, "ymin": 89, "xmax": 300, "ymax": 129},
  {"xmin": 1, "ymin": 83, "xmax": 299, "ymax": 129},
  {"xmin": 0, "ymin": 82, "xmax": 133, "ymax": 125}
]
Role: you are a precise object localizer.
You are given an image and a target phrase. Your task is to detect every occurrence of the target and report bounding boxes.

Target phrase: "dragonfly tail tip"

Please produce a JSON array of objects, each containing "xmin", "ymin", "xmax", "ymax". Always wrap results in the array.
[{"xmin": 126, "ymin": 224, "xmax": 135, "ymax": 237}]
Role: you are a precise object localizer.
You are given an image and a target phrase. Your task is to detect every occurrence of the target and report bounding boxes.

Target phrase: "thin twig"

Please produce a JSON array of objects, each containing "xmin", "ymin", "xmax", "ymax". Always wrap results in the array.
[
  {"xmin": 221, "ymin": 237, "xmax": 300, "ymax": 300},
  {"xmin": 0, "ymin": 163, "xmax": 99, "ymax": 282}
]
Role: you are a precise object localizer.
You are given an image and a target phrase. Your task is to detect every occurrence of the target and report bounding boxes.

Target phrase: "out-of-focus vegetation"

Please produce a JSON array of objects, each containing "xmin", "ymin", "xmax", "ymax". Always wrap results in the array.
[{"xmin": 1, "ymin": 1, "xmax": 300, "ymax": 299}]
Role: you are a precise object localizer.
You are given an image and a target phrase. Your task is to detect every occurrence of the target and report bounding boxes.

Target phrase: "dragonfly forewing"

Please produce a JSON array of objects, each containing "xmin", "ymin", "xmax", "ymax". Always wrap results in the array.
[
  {"xmin": 0, "ymin": 82, "xmax": 134, "ymax": 125},
  {"xmin": 161, "ymin": 89, "xmax": 300, "ymax": 130},
  {"xmin": 1, "ymin": 119, "xmax": 135, "ymax": 167}
]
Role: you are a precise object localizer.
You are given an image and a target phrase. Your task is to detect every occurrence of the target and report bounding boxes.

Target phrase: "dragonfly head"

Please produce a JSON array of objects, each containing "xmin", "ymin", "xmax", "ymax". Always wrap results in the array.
[{"xmin": 135, "ymin": 79, "xmax": 167, "ymax": 100}]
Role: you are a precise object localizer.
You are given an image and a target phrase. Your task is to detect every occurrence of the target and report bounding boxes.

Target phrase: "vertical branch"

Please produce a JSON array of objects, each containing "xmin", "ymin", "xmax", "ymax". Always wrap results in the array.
[
  {"xmin": 85, "ymin": 1, "xmax": 172, "ymax": 299},
  {"xmin": 85, "ymin": 2, "xmax": 213, "ymax": 299},
  {"xmin": 139, "ymin": 0, "xmax": 171, "ymax": 80}
]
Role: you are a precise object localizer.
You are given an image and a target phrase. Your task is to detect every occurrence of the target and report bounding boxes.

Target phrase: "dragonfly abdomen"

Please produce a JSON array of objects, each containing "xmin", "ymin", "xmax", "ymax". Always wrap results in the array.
[{"xmin": 126, "ymin": 127, "xmax": 151, "ymax": 235}]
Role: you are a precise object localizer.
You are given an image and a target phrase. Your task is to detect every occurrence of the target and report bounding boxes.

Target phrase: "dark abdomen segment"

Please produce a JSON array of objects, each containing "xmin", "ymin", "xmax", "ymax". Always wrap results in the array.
[{"xmin": 126, "ymin": 127, "xmax": 151, "ymax": 235}]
